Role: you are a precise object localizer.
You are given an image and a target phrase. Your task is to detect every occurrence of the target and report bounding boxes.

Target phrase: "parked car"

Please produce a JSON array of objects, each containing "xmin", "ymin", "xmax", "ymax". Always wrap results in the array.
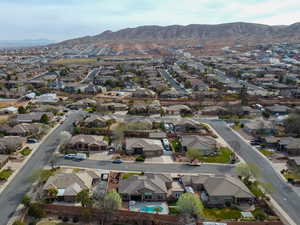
[
  {"xmin": 73, "ymin": 153, "xmax": 87, "ymax": 161},
  {"xmin": 112, "ymin": 159, "xmax": 123, "ymax": 164},
  {"xmin": 64, "ymin": 154, "xmax": 76, "ymax": 159},
  {"xmin": 27, "ymin": 138, "xmax": 38, "ymax": 143}
]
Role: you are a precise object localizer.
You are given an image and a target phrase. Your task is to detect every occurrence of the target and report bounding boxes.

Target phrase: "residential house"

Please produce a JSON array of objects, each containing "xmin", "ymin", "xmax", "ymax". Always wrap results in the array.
[
  {"xmin": 180, "ymin": 135, "xmax": 218, "ymax": 156},
  {"xmin": 68, "ymin": 135, "xmax": 108, "ymax": 151},
  {"xmin": 0, "ymin": 106, "xmax": 18, "ymax": 115},
  {"xmin": 132, "ymin": 88, "xmax": 156, "ymax": 98},
  {"xmin": 201, "ymin": 106, "xmax": 227, "ymax": 116},
  {"xmin": 100, "ymin": 102, "xmax": 128, "ymax": 112},
  {"xmin": 36, "ymin": 93, "xmax": 59, "ymax": 103},
  {"xmin": 287, "ymin": 157, "xmax": 300, "ymax": 171},
  {"xmin": 0, "ymin": 136, "xmax": 25, "ymax": 154},
  {"xmin": 125, "ymin": 138, "xmax": 164, "ymax": 157},
  {"xmin": 265, "ymin": 104, "xmax": 291, "ymax": 116},
  {"xmin": 7, "ymin": 123, "xmax": 42, "ymax": 137},
  {"xmin": 243, "ymin": 119, "xmax": 274, "ymax": 136},
  {"xmin": 82, "ymin": 115, "xmax": 110, "ymax": 128},
  {"xmin": 160, "ymin": 90, "xmax": 184, "ymax": 99},
  {"xmin": 43, "ymin": 170, "xmax": 99, "ymax": 202},
  {"xmin": 118, "ymin": 173, "xmax": 174, "ymax": 201},
  {"xmin": 182, "ymin": 174, "xmax": 255, "ymax": 208},
  {"xmin": 174, "ymin": 120, "xmax": 205, "ymax": 134},
  {"xmin": 15, "ymin": 112, "xmax": 54, "ymax": 123},
  {"xmin": 165, "ymin": 105, "xmax": 192, "ymax": 115},
  {"xmin": 278, "ymin": 137, "xmax": 300, "ymax": 156}
]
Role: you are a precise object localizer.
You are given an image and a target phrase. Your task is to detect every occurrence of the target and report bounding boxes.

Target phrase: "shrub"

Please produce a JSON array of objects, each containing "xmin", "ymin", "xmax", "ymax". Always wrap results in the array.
[
  {"xmin": 28, "ymin": 203, "xmax": 46, "ymax": 219},
  {"xmin": 13, "ymin": 220, "xmax": 25, "ymax": 225},
  {"xmin": 253, "ymin": 208, "xmax": 267, "ymax": 221},
  {"xmin": 63, "ymin": 217, "xmax": 69, "ymax": 222},
  {"xmin": 135, "ymin": 156, "xmax": 145, "ymax": 162}
]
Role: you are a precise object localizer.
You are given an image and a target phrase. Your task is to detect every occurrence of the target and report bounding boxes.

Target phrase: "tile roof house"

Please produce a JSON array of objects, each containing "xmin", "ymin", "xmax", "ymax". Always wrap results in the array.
[
  {"xmin": 165, "ymin": 105, "xmax": 192, "ymax": 115},
  {"xmin": 180, "ymin": 135, "xmax": 218, "ymax": 156},
  {"xmin": 43, "ymin": 171, "xmax": 99, "ymax": 202},
  {"xmin": 265, "ymin": 104, "xmax": 291, "ymax": 116},
  {"xmin": 278, "ymin": 137, "xmax": 300, "ymax": 156},
  {"xmin": 243, "ymin": 119, "xmax": 274, "ymax": 136},
  {"xmin": 0, "ymin": 136, "xmax": 25, "ymax": 154},
  {"xmin": 182, "ymin": 174, "xmax": 255, "ymax": 208},
  {"xmin": 118, "ymin": 173, "xmax": 173, "ymax": 201},
  {"xmin": 15, "ymin": 112, "xmax": 53, "ymax": 123},
  {"xmin": 125, "ymin": 138, "xmax": 164, "ymax": 157},
  {"xmin": 68, "ymin": 135, "xmax": 108, "ymax": 151},
  {"xmin": 82, "ymin": 115, "xmax": 110, "ymax": 128},
  {"xmin": 7, "ymin": 123, "xmax": 42, "ymax": 137},
  {"xmin": 174, "ymin": 120, "xmax": 205, "ymax": 134}
]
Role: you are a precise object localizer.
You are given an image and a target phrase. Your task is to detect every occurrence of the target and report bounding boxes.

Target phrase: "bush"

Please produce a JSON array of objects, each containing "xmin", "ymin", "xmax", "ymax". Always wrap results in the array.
[
  {"xmin": 13, "ymin": 220, "xmax": 25, "ymax": 225},
  {"xmin": 28, "ymin": 203, "xmax": 46, "ymax": 219},
  {"xmin": 135, "ymin": 156, "xmax": 145, "ymax": 162},
  {"xmin": 21, "ymin": 194, "xmax": 31, "ymax": 207},
  {"xmin": 63, "ymin": 217, "xmax": 69, "ymax": 222},
  {"xmin": 20, "ymin": 147, "xmax": 32, "ymax": 156},
  {"xmin": 252, "ymin": 208, "xmax": 267, "ymax": 221},
  {"xmin": 73, "ymin": 217, "xmax": 80, "ymax": 223}
]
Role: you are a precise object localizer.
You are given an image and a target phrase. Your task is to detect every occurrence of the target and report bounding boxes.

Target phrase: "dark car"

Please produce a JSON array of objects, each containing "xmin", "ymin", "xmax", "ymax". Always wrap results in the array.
[
  {"xmin": 112, "ymin": 159, "xmax": 123, "ymax": 164},
  {"xmin": 27, "ymin": 138, "xmax": 38, "ymax": 143}
]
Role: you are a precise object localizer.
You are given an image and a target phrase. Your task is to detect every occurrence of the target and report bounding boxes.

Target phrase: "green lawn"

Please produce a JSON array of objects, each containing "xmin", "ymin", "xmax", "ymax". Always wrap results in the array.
[
  {"xmin": 122, "ymin": 172, "xmax": 143, "ymax": 179},
  {"xmin": 198, "ymin": 148, "xmax": 233, "ymax": 164},
  {"xmin": 283, "ymin": 171, "xmax": 300, "ymax": 181},
  {"xmin": 169, "ymin": 206, "xmax": 180, "ymax": 214},
  {"xmin": 171, "ymin": 139, "xmax": 181, "ymax": 152},
  {"xmin": 259, "ymin": 149, "xmax": 274, "ymax": 157},
  {"xmin": 248, "ymin": 181, "xmax": 265, "ymax": 198},
  {"xmin": 0, "ymin": 169, "xmax": 13, "ymax": 180},
  {"xmin": 20, "ymin": 147, "xmax": 32, "ymax": 156},
  {"xmin": 203, "ymin": 208, "xmax": 242, "ymax": 220}
]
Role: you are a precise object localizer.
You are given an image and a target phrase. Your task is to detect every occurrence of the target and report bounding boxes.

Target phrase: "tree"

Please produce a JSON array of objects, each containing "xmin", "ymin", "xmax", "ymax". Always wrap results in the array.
[
  {"xmin": 284, "ymin": 114, "xmax": 300, "ymax": 135},
  {"xmin": 47, "ymin": 187, "xmax": 58, "ymax": 199},
  {"xmin": 76, "ymin": 189, "xmax": 92, "ymax": 208},
  {"xmin": 18, "ymin": 106, "xmax": 26, "ymax": 114},
  {"xmin": 176, "ymin": 193, "xmax": 204, "ymax": 216},
  {"xmin": 186, "ymin": 148, "xmax": 202, "ymax": 161},
  {"xmin": 49, "ymin": 153, "xmax": 60, "ymax": 169},
  {"xmin": 60, "ymin": 131, "xmax": 72, "ymax": 147},
  {"xmin": 236, "ymin": 162, "xmax": 261, "ymax": 180},
  {"xmin": 21, "ymin": 194, "xmax": 31, "ymax": 207},
  {"xmin": 40, "ymin": 114, "xmax": 49, "ymax": 124},
  {"xmin": 99, "ymin": 189, "xmax": 122, "ymax": 225}
]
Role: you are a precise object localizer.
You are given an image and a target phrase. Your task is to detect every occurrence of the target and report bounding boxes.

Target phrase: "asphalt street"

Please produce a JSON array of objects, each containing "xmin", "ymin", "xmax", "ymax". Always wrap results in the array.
[
  {"xmin": 159, "ymin": 69, "xmax": 188, "ymax": 94},
  {"xmin": 58, "ymin": 159, "xmax": 236, "ymax": 175},
  {"xmin": 207, "ymin": 120, "xmax": 300, "ymax": 225},
  {"xmin": 0, "ymin": 111, "xmax": 85, "ymax": 225}
]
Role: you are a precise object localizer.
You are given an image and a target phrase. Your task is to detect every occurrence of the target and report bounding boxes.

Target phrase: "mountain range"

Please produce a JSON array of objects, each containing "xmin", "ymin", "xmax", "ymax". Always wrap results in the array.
[
  {"xmin": 56, "ymin": 22, "xmax": 300, "ymax": 47},
  {"xmin": 0, "ymin": 39, "xmax": 55, "ymax": 49}
]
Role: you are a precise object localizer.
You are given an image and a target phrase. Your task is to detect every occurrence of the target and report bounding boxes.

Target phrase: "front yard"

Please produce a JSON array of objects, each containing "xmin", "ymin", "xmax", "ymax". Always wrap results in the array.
[
  {"xmin": 20, "ymin": 147, "xmax": 32, "ymax": 156},
  {"xmin": 0, "ymin": 169, "xmax": 13, "ymax": 181},
  {"xmin": 203, "ymin": 208, "xmax": 242, "ymax": 220},
  {"xmin": 197, "ymin": 147, "xmax": 233, "ymax": 164}
]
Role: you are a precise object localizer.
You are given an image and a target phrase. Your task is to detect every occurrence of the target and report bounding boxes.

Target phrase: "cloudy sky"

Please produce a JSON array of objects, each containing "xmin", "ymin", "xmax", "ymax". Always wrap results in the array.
[{"xmin": 1, "ymin": 0, "xmax": 299, "ymax": 41}]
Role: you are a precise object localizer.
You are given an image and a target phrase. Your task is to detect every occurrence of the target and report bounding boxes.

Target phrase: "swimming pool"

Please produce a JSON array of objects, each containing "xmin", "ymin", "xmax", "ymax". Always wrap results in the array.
[{"xmin": 140, "ymin": 205, "xmax": 163, "ymax": 213}]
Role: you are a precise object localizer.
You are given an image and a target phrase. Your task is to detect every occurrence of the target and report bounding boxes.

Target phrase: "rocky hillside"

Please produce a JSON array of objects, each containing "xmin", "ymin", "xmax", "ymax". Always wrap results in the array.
[{"xmin": 56, "ymin": 22, "xmax": 300, "ymax": 46}]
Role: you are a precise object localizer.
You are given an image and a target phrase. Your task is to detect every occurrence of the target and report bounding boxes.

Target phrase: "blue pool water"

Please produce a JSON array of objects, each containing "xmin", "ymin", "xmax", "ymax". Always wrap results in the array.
[{"xmin": 140, "ymin": 205, "xmax": 163, "ymax": 213}]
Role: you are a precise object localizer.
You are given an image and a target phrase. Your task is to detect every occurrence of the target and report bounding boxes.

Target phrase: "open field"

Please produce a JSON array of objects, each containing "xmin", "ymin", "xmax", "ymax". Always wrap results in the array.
[{"xmin": 52, "ymin": 58, "xmax": 98, "ymax": 64}]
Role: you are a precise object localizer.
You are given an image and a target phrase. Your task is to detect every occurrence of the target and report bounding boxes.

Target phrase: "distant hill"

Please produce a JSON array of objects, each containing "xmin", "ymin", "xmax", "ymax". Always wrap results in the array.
[
  {"xmin": 56, "ymin": 22, "xmax": 300, "ymax": 46},
  {"xmin": 0, "ymin": 39, "xmax": 55, "ymax": 49}
]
